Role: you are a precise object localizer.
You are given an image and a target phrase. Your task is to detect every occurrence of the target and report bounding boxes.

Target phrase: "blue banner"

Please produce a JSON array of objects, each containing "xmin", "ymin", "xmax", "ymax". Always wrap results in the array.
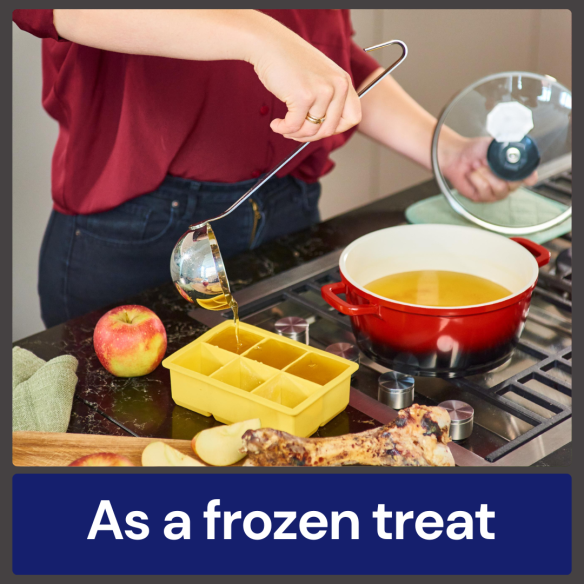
[{"xmin": 13, "ymin": 473, "xmax": 571, "ymax": 575}]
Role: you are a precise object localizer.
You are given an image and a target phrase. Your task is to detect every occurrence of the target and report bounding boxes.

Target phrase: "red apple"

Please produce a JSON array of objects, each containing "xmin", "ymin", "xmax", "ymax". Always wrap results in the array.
[
  {"xmin": 93, "ymin": 305, "xmax": 167, "ymax": 377},
  {"xmin": 68, "ymin": 452, "xmax": 134, "ymax": 467}
]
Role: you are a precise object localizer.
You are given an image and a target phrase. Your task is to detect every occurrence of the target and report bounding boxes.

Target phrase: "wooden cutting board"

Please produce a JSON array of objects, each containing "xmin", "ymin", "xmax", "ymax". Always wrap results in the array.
[{"xmin": 12, "ymin": 431, "xmax": 222, "ymax": 467}]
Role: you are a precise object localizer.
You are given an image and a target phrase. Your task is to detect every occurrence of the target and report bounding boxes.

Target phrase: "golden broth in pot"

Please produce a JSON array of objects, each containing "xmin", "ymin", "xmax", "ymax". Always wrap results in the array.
[{"xmin": 364, "ymin": 270, "xmax": 512, "ymax": 307}]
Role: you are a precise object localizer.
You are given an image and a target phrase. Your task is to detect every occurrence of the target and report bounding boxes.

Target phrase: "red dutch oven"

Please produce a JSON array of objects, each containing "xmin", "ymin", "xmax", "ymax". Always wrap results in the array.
[{"xmin": 321, "ymin": 224, "xmax": 550, "ymax": 378}]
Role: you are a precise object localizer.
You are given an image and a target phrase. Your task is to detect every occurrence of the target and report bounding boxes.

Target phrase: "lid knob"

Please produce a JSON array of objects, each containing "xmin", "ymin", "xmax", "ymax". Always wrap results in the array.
[
  {"xmin": 506, "ymin": 146, "xmax": 521, "ymax": 163},
  {"xmin": 487, "ymin": 136, "xmax": 540, "ymax": 181}
]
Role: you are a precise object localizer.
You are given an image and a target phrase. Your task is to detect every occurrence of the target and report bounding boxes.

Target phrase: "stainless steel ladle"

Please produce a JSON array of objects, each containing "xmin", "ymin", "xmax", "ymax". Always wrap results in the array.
[{"xmin": 170, "ymin": 40, "xmax": 408, "ymax": 310}]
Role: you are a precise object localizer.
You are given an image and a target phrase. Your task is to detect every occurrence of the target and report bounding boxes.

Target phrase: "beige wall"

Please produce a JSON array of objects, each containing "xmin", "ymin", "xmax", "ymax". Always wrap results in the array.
[
  {"xmin": 536, "ymin": 10, "xmax": 572, "ymax": 90},
  {"xmin": 13, "ymin": 24, "xmax": 58, "ymax": 341},
  {"xmin": 12, "ymin": 10, "xmax": 571, "ymax": 341}
]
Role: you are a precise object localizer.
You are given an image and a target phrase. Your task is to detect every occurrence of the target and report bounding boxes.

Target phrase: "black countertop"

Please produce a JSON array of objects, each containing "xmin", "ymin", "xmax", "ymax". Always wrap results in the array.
[{"xmin": 14, "ymin": 179, "xmax": 570, "ymax": 466}]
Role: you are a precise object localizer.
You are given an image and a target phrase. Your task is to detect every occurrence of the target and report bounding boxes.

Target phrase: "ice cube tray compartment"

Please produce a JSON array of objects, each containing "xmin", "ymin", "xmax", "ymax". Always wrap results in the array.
[
  {"xmin": 252, "ymin": 373, "xmax": 319, "ymax": 409},
  {"xmin": 243, "ymin": 338, "xmax": 307, "ymax": 369},
  {"xmin": 171, "ymin": 342, "xmax": 236, "ymax": 376},
  {"xmin": 285, "ymin": 352, "xmax": 350, "ymax": 386},
  {"xmin": 162, "ymin": 321, "xmax": 359, "ymax": 437},
  {"xmin": 207, "ymin": 326, "xmax": 263, "ymax": 354},
  {"xmin": 211, "ymin": 357, "xmax": 276, "ymax": 393}
]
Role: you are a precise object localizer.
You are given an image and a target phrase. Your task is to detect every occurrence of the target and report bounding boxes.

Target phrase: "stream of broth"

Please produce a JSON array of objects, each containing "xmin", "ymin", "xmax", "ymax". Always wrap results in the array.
[
  {"xmin": 197, "ymin": 293, "xmax": 242, "ymax": 351},
  {"xmin": 229, "ymin": 296, "xmax": 241, "ymax": 351},
  {"xmin": 364, "ymin": 270, "xmax": 511, "ymax": 307}
]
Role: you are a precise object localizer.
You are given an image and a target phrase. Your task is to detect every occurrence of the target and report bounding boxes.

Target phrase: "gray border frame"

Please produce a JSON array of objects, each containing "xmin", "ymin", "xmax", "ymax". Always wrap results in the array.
[{"xmin": 6, "ymin": 2, "xmax": 580, "ymax": 581}]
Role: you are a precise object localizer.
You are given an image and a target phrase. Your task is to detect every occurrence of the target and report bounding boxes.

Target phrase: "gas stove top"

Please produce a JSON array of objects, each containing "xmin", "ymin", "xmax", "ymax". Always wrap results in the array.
[{"xmin": 190, "ymin": 176, "xmax": 571, "ymax": 467}]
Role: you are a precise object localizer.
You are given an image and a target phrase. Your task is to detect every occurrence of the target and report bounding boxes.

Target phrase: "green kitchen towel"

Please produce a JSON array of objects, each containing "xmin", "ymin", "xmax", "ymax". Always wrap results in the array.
[
  {"xmin": 405, "ymin": 189, "xmax": 571, "ymax": 245},
  {"xmin": 12, "ymin": 347, "xmax": 79, "ymax": 432}
]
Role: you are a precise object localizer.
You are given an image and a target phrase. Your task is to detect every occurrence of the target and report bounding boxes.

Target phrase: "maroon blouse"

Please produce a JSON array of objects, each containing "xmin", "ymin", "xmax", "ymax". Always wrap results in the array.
[{"xmin": 13, "ymin": 9, "xmax": 380, "ymax": 215}]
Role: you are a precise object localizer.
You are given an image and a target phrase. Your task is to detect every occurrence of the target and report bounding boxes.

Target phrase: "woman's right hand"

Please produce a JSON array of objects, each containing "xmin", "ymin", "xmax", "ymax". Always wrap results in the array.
[
  {"xmin": 248, "ymin": 18, "xmax": 362, "ymax": 143},
  {"xmin": 440, "ymin": 135, "xmax": 538, "ymax": 202}
]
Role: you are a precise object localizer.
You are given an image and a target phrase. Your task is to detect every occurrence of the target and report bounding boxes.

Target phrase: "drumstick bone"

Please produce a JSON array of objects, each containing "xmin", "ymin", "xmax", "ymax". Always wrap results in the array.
[{"xmin": 241, "ymin": 404, "xmax": 454, "ymax": 467}]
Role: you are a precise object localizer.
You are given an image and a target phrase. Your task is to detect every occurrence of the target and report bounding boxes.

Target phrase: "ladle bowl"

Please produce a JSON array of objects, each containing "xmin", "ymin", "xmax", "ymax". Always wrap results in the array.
[{"xmin": 170, "ymin": 223, "xmax": 233, "ymax": 309}]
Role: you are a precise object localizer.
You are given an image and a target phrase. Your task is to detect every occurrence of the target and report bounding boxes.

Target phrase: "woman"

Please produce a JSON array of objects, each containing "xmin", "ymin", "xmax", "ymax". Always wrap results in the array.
[{"xmin": 13, "ymin": 9, "xmax": 536, "ymax": 327}]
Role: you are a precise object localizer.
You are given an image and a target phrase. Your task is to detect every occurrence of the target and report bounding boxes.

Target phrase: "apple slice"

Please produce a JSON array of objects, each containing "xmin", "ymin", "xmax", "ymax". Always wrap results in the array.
[
  {"xmin": 163, "ymin": 443, "xmax": 205, "ymax": 467},
  {"xmin": 141, "ymin": 441, "xmax": 206, "ymax": 467},
  {"xmin": 193, "ymin": 419, "xmax": 261, "ymax": 466},
  {"xmin": 141, "ymin": 441, "xmax": 167, "ymax": 466}
]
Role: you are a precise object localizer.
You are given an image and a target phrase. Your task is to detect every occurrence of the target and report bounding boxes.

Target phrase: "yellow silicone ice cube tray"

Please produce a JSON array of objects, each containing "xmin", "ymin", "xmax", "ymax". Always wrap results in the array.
[{"xmin": 162, "ymin": 320, "xmax": 359, "ymax": 437}]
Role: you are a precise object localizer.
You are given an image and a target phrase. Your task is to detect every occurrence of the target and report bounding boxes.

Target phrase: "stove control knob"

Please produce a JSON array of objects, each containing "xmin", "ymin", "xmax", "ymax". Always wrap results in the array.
[
  {"xmin": 275, "ymin": 316, "xmax": 309, "ymax": 345},
  {"xmin": 326, "ymin": 343, "xmax": 360, "ymax": 364},
  {"xmin": 378, "ymin": 371, "xmax": 415, "ymax": 410},
  {"xmin": 438, "ymin": 400, "xmax": 474, "ymax": 441}
]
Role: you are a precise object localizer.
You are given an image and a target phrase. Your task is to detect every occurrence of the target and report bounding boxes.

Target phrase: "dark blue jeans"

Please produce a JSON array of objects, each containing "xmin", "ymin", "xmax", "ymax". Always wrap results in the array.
[{"xmin": 39, "ymin": 175, "xmax": 321, "ymax": 328}]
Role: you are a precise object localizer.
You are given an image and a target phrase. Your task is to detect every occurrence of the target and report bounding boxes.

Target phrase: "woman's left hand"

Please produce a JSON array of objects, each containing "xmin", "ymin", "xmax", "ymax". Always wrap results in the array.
[{"xmin": 440, "ymin": 136, "xmax": 538, "ymax": 203}]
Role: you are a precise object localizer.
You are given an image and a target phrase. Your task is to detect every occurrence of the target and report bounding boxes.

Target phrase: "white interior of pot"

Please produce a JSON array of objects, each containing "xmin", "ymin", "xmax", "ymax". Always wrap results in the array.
[{"xmin": 341, "ymin": 224, "xmax": 539, "ymax": 305}]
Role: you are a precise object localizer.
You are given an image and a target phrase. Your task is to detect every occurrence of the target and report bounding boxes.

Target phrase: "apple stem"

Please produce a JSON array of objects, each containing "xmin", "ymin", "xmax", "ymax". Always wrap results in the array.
[{"xmin": 124, "ymin": 311, "xmax": 132, "ymax": 324}]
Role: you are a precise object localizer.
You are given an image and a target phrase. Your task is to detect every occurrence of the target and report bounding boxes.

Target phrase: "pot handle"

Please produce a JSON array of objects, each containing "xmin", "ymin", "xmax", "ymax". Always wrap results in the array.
[
  {"xmin": 321, "ymin": 282, "xmax": 379, "ymax": 316},
  {"xmin": 511, "ymin": 237, "xmax": 551, "ymax": 268}
]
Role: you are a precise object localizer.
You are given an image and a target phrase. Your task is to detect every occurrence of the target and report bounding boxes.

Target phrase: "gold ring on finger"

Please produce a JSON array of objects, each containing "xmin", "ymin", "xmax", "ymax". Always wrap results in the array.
[{"xmin": 306, "ymin": 112, "xmax": 326, "ymax": 125}]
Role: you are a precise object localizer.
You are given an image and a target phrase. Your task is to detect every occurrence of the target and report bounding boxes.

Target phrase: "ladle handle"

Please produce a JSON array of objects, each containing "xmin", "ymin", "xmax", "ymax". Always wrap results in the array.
[{"xmin": 189, "ymin": 40, "xmax": 408, "ymax": 230}]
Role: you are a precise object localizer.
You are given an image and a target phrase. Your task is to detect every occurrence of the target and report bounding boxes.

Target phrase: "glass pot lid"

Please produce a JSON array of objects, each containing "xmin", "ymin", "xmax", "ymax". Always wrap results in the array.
[{"xmin": 431, "ymin": 71, "xmax": 571, "ymax": 235}]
